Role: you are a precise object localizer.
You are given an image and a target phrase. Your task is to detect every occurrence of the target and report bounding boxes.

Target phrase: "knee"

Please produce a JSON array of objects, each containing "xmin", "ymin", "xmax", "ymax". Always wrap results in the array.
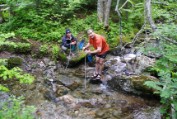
[
  {"xmin": 61, "ymin": 45, "xmax": 67, "ymax": 51},
  {"xmin": 96, "ymin": 61, "xmax": 104, "ymax": 66},
  {"xmin": 99, "ymin": 60, "xmax": 104, "ymax": 65},
  {"xmin": 96, "ymin": 61, "xmax": 99, "ymax": 64},
  {"xmin": 99, "ymin": 62, "xmax": 104, "ymax": 65}
]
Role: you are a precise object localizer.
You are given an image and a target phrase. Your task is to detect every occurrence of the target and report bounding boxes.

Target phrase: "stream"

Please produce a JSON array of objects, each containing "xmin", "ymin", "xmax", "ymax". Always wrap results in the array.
[{"xmin": 1, "ymin": 53, "xmax": 161, "ymax": 119}]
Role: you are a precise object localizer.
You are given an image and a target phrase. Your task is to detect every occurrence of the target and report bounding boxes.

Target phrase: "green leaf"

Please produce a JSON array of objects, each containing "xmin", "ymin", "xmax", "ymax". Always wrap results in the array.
[
  {"xmin": 0, "ymin": 85, "xmax": 9, "ymax": 92},
  {"xmin": 144, "ymin": 81, "xmax": 162, "ymax": 91},
  {"xmin": 160, "ymin": 90, "xmax": 171, "ymax": 99}
]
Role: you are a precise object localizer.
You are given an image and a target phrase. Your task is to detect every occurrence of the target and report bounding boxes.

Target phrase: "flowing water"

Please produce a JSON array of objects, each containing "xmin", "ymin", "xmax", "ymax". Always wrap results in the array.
[{"xmin": 1, "ymin": 54, "xmax": 161, "ymax": 119}]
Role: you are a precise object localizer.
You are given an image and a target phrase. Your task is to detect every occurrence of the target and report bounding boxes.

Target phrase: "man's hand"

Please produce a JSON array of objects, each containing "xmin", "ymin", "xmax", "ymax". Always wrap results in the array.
[
  {"xmin": 70, "ymin": 42, "xmax": 76, "ymax": 45},
  {"xmin": 82, "ymin": 47, "xmax": 86, "ymax": 51},
  {"xmin": 85, "ymin": 49, "xmax": 91, "ymax": 54},
  {"xmin": 82, "ymin": 47, "xmax": 85, "ymax": 51}
]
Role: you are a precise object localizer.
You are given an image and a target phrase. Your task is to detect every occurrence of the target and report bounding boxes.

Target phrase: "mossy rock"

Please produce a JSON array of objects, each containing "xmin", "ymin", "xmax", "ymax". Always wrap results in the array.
[
  {"xmin": 0, "ymin": 42, "xmax": 31, "ymax": 54},
  {"xmin": 7, "ymin": 57, "xmax": 23, "ymax": 68},
  {"xmin": 58, "ymin": 50, "xmax": 86, "ymax": 67},
  {"xmin": 0, "ymin": 44, "xmax": 15, "ymax": 52},
  {"xmin": 14, "ymin": 43, "xmax": 31, "ymax": 53},
  {"xmin": 130, "ymin": 75, "xmax": 159, "ymax": 94}
]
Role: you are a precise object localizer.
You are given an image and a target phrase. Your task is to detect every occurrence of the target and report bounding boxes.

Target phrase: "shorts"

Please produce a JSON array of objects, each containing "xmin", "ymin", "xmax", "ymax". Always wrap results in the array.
[{"xmin": 96, "ymin": 52, "xmax": 108, "ymax": 59}]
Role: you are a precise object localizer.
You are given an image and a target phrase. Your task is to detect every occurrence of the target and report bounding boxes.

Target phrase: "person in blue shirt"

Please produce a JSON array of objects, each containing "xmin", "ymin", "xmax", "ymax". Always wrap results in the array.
[{"xmin": 61, "ymin": 29, "xmax": 77, "ymax": 53}]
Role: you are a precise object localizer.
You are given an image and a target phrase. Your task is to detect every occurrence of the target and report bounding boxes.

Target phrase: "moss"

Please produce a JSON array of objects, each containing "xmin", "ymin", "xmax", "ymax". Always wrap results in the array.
[
  {"xmin": 0, "ymin": 42, "xmax": 31, "ymax": 53},
  {"xmin": 0, "ymin": 44, "xmax": 15, "ymax": 52},
  {"xmin": 130, "ymin": 75, "xmax": 158, "ymax": 93},
  {"xmin": 14, "ymin": 43, "xmax": 31, "ymax": 53},
  {"xmin": 39, "ymin": 44, "xmax": 49, "ymax": 56},
  {"xmin": 7, "ymin": 57, "xmax": 23, "ymax": 68},
  {"xmin": 71, "ymin": 51, "xmax": 86, "ymax": 62},
  {"xmin": 58, "ymin": 51, "xmax": 67, "ymax": 61},
  {"xmin": 58, "ymin": 50, "xmax": 86, "ymax": 67}
]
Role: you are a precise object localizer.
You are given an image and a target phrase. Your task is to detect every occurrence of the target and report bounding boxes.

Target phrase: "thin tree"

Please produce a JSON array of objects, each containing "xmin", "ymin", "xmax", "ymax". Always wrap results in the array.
[
  {"xmin": 97, "ymin": 0, "xmax": 112, "ymax": 28},
  {"xmin": 145, "ymin": 0, "xmax": 156, "ymax": 31}
]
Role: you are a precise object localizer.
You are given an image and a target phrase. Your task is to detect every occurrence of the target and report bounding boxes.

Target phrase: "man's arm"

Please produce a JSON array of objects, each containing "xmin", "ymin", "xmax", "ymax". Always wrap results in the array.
[
  {"xmin": 71, "ymin": 35, "xmax": 77, "ymax": 45},
  {"xmin": 83, "ymin": 43, "xmax": 90, "ymax": 51},
  {"xmin": 89, "ymin": 47, "xmax": 101, "ymax": 54}
]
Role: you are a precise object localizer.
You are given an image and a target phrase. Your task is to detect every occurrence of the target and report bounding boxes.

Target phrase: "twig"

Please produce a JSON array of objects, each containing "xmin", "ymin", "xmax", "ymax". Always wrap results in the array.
[
  {"xmin": 119, "ymin": 0, "xmax": 129, "ymax": 10},
  {"xmin": 151, "ymin": 1, "xmax": 168, "ymax": 5},
  {"xmin": 162, "ymin": 36, "xmax": 177, "ymax": 45}
]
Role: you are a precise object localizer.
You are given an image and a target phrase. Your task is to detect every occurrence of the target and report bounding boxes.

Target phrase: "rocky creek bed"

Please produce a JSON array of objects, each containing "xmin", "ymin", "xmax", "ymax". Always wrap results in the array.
[{"xmin": 0, "ymin": 51, "xmax": 161, "ymax": 119}]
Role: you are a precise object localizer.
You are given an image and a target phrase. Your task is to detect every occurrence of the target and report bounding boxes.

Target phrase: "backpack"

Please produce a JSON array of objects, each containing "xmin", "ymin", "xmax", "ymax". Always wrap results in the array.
[{"xmin": 78, "ymin": 39, "xmax": 85, "ymax": 50}]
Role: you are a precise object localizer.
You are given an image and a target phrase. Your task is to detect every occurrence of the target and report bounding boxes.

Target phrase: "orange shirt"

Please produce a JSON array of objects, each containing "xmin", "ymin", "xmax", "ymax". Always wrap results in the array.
[{"xmin": 89, "ymin": 34, "xmax": 109, "ymax": 55}]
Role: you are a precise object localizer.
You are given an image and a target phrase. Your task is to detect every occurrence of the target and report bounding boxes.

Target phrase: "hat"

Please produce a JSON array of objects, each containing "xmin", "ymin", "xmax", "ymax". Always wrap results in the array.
[{"xmin": 66, "ymin": 29, "xmax": 71, "ymax": 34}]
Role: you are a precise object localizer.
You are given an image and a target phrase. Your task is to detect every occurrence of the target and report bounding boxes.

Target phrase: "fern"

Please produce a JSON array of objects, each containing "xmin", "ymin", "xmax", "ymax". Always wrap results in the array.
[{"xmin": 144, "ymin": 40, "xmax": 177, "ymax": 117}]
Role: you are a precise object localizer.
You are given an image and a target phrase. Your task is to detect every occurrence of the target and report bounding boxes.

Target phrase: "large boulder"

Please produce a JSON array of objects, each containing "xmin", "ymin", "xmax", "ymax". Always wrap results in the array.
[{"xmin": 107, "ymin": 74, "xmax": 159, "ymax": 96}]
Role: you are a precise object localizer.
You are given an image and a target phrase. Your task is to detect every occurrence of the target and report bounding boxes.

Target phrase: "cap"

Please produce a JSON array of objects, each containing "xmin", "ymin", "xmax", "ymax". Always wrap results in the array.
[{"xmin": 66, "ymin": 29, "xmax": 71, "ymax": 34}]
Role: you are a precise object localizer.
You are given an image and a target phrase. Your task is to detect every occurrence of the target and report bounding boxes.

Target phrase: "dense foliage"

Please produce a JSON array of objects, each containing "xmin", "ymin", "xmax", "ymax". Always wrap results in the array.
[{"xmin": 143, "ymin": 22, "xmax": 177, "ymax": 119}]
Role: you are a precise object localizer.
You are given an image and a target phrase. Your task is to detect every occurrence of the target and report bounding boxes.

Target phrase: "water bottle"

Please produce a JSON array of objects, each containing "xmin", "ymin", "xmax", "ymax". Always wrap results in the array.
[{"xmin": 87, "ymin": 54, "xmax": 93, "ymax": 62}]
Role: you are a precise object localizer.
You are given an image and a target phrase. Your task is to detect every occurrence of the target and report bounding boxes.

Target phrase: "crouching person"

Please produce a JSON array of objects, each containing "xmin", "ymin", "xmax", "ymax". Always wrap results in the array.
[{"xmin": 61, "ymin": 29, "xmax": 77, "ymax": 55}]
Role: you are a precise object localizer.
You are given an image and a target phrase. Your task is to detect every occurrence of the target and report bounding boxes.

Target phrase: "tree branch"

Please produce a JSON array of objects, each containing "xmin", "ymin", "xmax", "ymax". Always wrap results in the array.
[
  {"xmin": 162, "ymin": 36, "xmax": 177, "ymax": 45},
  {"xmin": 119, "ymin": 0, "xmax": 129, "ymax": 10},
  {"xmin": 115, "ymin": 0, "xmax": 123, "ymax": 47},
  {"xmin": 151, "ymin": 1, "xmax": 168, "ymax": 5}
]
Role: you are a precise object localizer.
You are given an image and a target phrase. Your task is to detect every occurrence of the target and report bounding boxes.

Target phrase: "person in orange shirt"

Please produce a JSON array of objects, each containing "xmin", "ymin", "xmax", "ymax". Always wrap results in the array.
[{"xmin": 83, "ymin": 29, "xmax": 109, "ymax": 80}]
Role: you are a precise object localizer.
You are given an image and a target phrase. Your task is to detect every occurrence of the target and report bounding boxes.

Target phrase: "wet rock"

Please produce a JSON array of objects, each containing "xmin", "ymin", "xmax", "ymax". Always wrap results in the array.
[
  {"xmin": 59, "ymin": 95, "xmax": 75, "ymax": 103},
  {"xmin": 108, "ymin": 75, "xmax": 159, "ymax": 96},
  {"xmin": 59, "ymin": 50, "xmax": 86, "ymax": 67},
  {"xmin": 121, "ymin": 54, "xmax": 136, "ymax": 62},
  {"xmin": 104, "ymin": 104, "xmax": 111, "ymax": 108},
  {"xmin": 133, "ymin": 107, "xmax": 161, "ymax": 119},
  {"xmin": 48, "ymin": 61, "xmax": 56, "ymax": 66},
  {"xmin": 130, "ymin": 75, "xmax": 159, "ymax": 94},
  {"xmin": 39, "ymin": 61, "xmax": 46, "ymax": 68},
  {"xmin": 0, "ymin": 92, "xmax": 10, "ymax": 108},
  {"xmin": 43, "ymin": 90, "xmax": 57, "ymax": 102},
  {"xmin": 56, "ymin": 95, "xmax": 102, "ymax": 109},
  {"xmin": 55, "ymin": 85, "xmax": 70, "ymax": 97},
  {"xmin": 105, "ymin": 54, "xmax": 155, "ymax": 77},
  {"xmin": 112, "ymin": 110, "xmax": 122, "ymax": 118},
  {"xmin": 43, "ymin": 58, "xmax": 50, "ymax": 65},
  {"xmin": 57, "ymin": 75, "xmax": 81, "ymax": 90},
  {"xmin": 105, "ymin": 56, "xmax": 126, "ymax": 76},
  {"xmin": 96, "ymin": 110, "xmax": 105, "ymax": 117},
  {"xmin": 91, "ymin": 88, "xmax": 103, "ymax": 95},
  {"xmin": 89, "ymin": 79, "xmax": 102, "ymax": 84},
  {"xmin": 78, "ymin": 101, "xmax": 95, "ymax": 108}
]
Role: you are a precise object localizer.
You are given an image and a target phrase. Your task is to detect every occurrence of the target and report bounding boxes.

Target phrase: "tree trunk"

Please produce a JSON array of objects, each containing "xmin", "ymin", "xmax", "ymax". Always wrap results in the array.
[
  {"xmin": 97, "ymin": 0, "xmax": 112, "ymax": 27},
  {"xmin": 104, "ymin": 0, "xmax": 112, "ymax": 27},
  {"xmin": 145, "ymin": 0, "xmax": 156, "ymax": 31},
  {"xmin": 0, "ymin": 11, "xmax": 3, "ymax": 23},
  {"xmin": 97, "ymin": 0, "xmax": 104, "ymax": 23}
]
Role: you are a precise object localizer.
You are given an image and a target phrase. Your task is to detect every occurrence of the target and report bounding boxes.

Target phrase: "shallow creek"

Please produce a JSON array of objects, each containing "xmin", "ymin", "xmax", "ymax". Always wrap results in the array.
[
  {"xmin": 9, "ymin": 63, "xmax": 160, "ymax": 119},
  {"xmin": 0, "ymin": 52, "xmax": 161, "ymax": 119}
]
